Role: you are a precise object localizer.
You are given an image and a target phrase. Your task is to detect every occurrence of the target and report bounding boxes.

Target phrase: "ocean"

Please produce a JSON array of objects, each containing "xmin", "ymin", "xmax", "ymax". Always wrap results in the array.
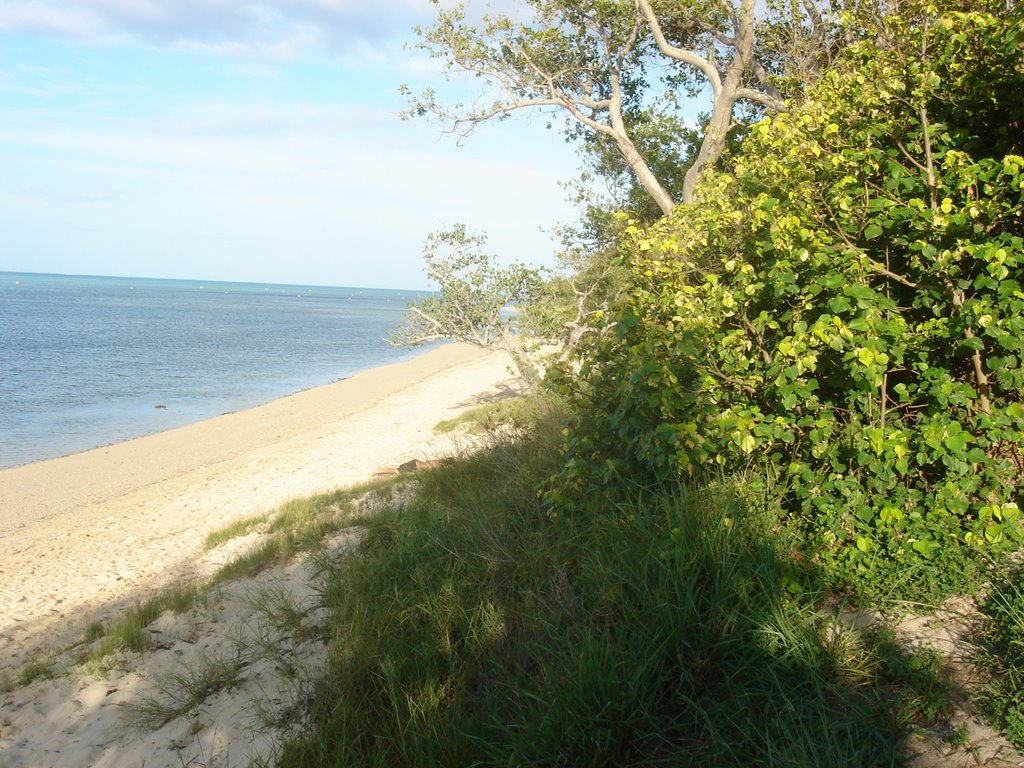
[{"xmin": 0, "ymin": 272, "xmax": 434, "ymax": 469}]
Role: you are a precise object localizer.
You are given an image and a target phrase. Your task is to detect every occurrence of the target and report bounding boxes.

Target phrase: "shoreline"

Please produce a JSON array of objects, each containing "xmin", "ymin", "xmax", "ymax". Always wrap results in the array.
[
  {"xmin": 0, "ymin": 344, "xmax": 436, "ymax": 474},
  {"xmin": 0, "ymin": 343, "xmax": 520, "ymax": 674}
]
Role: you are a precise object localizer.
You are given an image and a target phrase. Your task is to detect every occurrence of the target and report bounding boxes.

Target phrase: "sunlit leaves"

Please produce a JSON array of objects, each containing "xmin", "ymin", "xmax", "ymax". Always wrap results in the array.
[{"xmin": 558, "ymin": 5, "xmax": 1024, "ymax": 598}]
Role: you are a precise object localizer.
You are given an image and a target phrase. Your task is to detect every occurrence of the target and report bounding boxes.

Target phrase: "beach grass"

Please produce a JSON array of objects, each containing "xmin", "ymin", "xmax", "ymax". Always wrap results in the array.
[
  {"xmin": 273, "ymin": 397, "xmax": 962, "ymax": 767},
  {"xmin": 433, "ymin": 391, "xmax": 558, "ymax": 434},
  {"xmin": 969, "ymin": 564, "xmax": 1024, "ymax": 749},
  {"xmin": 247, "ymin": 583, "xmax": 318, "ymax": 641},
  {"xmin": 1, "ymin": 660, "xmax": 54, "ymax": 695},
  {"xmin": 203, "ymin": 514, "xmax": 267, "ymax": 550},
  {"xmin": 72, "ymin": 490, "xmax": 366, "ymax": 673},
  {"xmin": 121, "ymin": 648, "xmax": 249, "ymax": 731},
  {"xmin": 3, "ymin": 478, "xmax": 396, "ymax": 689},
  {"xmin": 82, "ymin": 583, "xmax": 206, "ymax": 669}
]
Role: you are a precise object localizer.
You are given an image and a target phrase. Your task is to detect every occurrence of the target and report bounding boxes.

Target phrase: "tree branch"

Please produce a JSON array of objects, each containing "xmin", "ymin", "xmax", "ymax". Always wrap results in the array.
[{"xmin": 636, "ymin": 0, "xmax": 723, "ymax": 97}]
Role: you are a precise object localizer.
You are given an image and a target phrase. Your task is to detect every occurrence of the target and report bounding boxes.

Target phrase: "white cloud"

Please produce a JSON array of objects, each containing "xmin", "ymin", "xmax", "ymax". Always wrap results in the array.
[
  {"xmin": 0, "ymin": 1, "xmax": 586, "ymax": 288},
  {"xmin": 0, "ymin": 0, "xmax": 437, "ymax": 55}
]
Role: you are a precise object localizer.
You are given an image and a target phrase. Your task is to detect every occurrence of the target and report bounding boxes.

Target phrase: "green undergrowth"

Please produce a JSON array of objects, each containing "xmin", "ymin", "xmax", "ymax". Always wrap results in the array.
[
  {"xmin": 433, "ymin": 392, "xmax": 558, "ymax": 434},
  {"xmin": 277, "ymin": 401, "xmax": 959, "ymax": 767},
  {"xmin": 970, "ymin": 564, "xmax": 1024, "ymax": 749}
]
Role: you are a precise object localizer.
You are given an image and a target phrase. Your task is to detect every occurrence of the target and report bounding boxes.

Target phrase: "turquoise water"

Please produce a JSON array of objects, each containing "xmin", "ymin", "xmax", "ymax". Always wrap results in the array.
[{"xmin": 0, "ymin": 272, "xmax": 433, "ymax": 469}]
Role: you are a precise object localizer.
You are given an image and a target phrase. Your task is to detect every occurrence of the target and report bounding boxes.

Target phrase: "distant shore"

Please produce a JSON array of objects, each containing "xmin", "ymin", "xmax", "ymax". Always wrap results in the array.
[{"xmin": 0, "ymin": 343, "xmax": 521, "ymax": 674}]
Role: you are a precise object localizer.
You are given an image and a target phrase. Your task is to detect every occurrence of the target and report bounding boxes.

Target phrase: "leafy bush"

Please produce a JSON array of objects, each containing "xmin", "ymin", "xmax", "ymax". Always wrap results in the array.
[{"xmin": 557, "ymin": 7, "xmax": 1024, "ymax": 599}]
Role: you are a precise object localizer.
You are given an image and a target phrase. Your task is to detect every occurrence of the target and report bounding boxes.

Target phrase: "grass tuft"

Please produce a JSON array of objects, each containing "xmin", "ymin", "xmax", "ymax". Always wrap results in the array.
[
  {"xmin": 121, "ymin": 649, "xmax": 247, "ymax": 730},
  {"xmin": 203, "ymin": 514, "xmax": 267, "ymax": 550},
  {"xmin": 17, "ymin": 660, "xmax": 56, "ymax": 687},
  {"xmin": 969, "ymin": 565, "xmax": 1024, "ymax": 748},
  {"xmin": 85, "ymin": 583, "xmax": 204, "ymax": 667},
  {"xmin": 433, "ymin": 393, "xmax": 557, "ymax": 435}
]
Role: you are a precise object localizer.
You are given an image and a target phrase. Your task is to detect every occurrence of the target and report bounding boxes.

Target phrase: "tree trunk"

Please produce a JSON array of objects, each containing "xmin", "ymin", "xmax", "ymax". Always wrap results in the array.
[
  {"xmin": 501, "ymin": 332, "xmax": 542, "ymax": 392},
  {"xmin": 681, "ymin": 91, "xmax": 736, "ymax": 205},
  {"xmin": 607, "ymin": 58, "xmax": 677, "ymax": 214},
  {"xmin": 618, "ymin": 134, "xmax": 677, "ymax": 215},
  {"xmin": 643, "ymin": 0, "xmax": 762, "ymax": 206}
]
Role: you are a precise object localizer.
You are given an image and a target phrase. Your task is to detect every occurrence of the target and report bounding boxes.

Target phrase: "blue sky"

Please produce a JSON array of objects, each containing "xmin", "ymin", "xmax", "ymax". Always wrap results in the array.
[{"xmin": 0, "ymin": 1, "xmax": 581, "ymax": 289}]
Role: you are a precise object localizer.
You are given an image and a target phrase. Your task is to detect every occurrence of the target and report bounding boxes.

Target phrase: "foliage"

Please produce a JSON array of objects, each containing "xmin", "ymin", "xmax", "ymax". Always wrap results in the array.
[
  {"xmin": 403, "ymin": 0, "xmax": 678, "ymax": 213},
  {"xmin": 404, "ymin": 0, "xmax": 804, "ymax": 212},
  {"xmin": 392, "ymin": 224, "xmax": 541, "ymax": 349},
  {"xmin": 969, "ymin": 565, "xmax": 1024, "ymax": 748},
  {"xmin": 391, "ymin": 224, "xmax": 545, "ymax": 385},
  {"xmin": 433, "ymin": 392, "xmax": 562, "ymax": 435},
  {"xmin": 520, "ymin": 232, "xmax": 630, "ymax": 355},
  {"xmin": 277, "ymin": 404, "xmax": 940, "ymax": 767},
  {"xmin": 557, "ymin": 6, "xmax": 1024, "ymax": 600}
]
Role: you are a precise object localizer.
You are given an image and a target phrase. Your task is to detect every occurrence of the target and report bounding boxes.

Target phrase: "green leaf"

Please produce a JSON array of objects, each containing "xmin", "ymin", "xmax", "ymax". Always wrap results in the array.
[{"xmin": 912, "ymin": 539, "xmax": 940, "ymax": 556}]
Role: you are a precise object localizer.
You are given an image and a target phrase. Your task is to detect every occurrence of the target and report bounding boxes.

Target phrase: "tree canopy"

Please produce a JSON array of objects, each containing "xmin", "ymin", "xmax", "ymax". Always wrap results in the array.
[
  {"xmin": 390, "ymin": 224, "xmax": 545, "ymax": 386},
  {"xmin": 403, "ymin": 0, "xmax": 815, "ymax": 211}
]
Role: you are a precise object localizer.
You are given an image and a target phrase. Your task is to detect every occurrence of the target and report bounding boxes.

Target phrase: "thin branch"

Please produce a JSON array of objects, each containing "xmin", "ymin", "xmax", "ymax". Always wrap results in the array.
[
  {"xmin": 701, "ymin": 360, "xmax": 759, "ymax": 395},
  {"xmin": 739, "ymin": 312, "xmax": 773, "ymax": 365},
  {"xmin": 950, "ymin": 287, "xmax": 993, "ymax": 416},
  {"xmin": 868, "ymin": 261, "xmax": 919, "ymax": 289},
  {"xmin": 919, "ymin": 106, "xmax": 939, "ymax": 211}
]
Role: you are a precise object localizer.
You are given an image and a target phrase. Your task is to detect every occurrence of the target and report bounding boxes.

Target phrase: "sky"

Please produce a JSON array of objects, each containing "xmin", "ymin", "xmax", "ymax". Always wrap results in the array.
[{"xmin": 0, "ymin": 0, "xmax": 583, "ymax": 290}]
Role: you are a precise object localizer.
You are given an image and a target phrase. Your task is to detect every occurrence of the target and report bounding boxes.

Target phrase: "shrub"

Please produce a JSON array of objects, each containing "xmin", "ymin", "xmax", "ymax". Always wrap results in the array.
[{"xmin": 557, "ymin": 7, "xmax": 1024, "ymax": 599}]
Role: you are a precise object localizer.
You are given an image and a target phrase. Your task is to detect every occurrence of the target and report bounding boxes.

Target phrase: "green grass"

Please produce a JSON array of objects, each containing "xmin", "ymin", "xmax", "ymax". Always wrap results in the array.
[
  {"xmin": 433, "ymin": 393, "xmax": 557, "ymax": 434},
  {"xmin": 7, "ymin": 391, "xmax": 1000, "ymax": 762},
  {"xmin": 77, "ymin": 488, "xmax": 370, "ymax": 671},
  {"xmin": 0, "ymin": 483, "xmax": 383, "ymax": 689},
  {"xmin": 275, "ymin": 399, "xmax": 954, "ymax": 767},
  {"xmin": 122, "ymin": 649, "xmax": 248, "ymax": 730},
  {"xmin": 1, "ymin": 658, "xmax": 62, "ymax": 693},
  {"xmin": 248, "ymin": 584, "xmax": 316, "ymax": 640},
  {"xmin": 969, "ymin": 565, "xmax": 1024, "ymax": 748},
  {"xmin": 83, "ymin": 583, "xmax": 205, "ymax": 667},
  {"xmin": 203, "ymin": 513, "xmax": 267, "ymax": 549}
]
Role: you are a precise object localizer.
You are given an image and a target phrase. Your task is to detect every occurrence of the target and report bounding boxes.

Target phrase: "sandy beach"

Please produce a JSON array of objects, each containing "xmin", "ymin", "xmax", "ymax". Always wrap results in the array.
[
  {"xmin": 0, "ymin": 343, "xmax": 520, "ymax": 673},
  {"xmin": 0, "ymin": 341, "xmax": 517, "ymax": 664}
]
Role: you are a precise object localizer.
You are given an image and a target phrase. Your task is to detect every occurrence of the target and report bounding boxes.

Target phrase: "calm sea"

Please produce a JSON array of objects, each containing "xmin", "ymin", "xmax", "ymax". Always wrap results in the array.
[{"xmin": 0, "ymin": 272, "xmax": 434, "ymax": 469}]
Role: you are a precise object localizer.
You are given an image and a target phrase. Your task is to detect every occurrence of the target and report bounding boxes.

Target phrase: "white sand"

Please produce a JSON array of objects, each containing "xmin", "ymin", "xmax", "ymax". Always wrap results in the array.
[{"xmin": 0, "ymin": 344, "xmax": 521, "ymax": 767}]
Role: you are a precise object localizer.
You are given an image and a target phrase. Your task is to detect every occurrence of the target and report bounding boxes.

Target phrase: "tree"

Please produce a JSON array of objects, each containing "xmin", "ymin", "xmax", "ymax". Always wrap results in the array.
[
  {"xmin": 404, "ymin": 0, "xmax": 675, "ymax": 213},
  {"xmin": 522, "ymin": 225, "xmax": 630, "ymax": 354},
  {"xmin": 390, "ymin": 225, "xmax": 545, "ymax": 388},
  {"xmin": 634, "ymin": 0, "xmax": 786, "ymax": 203},
  {"xmin": 403, "ymin": 0, "xmax": 801, "ymax": 212}
]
